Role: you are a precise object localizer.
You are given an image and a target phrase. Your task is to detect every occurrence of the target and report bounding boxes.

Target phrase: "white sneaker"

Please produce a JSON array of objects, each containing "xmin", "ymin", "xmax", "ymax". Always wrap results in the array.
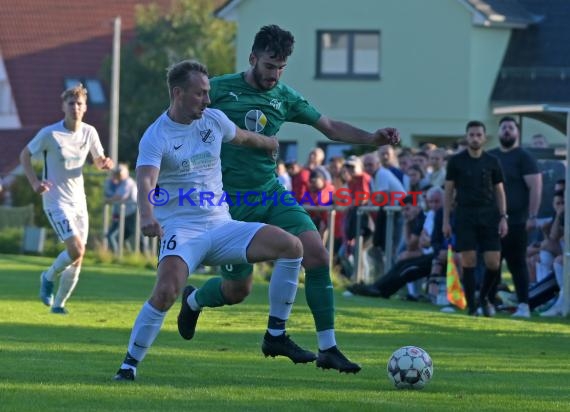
[
  {"xmin": 512, "ymin": 303, "xmax": 531, "ymax": 318},
  {"xmin": 540, "ymin": 304, "xmax": 562, "ymax": 317}
]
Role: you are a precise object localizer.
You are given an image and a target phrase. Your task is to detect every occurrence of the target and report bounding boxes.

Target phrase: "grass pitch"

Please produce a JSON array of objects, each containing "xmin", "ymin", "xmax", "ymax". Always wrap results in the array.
[{"xmin": 0, "ymin": 254, "xmax": 569, "ymax": 412}]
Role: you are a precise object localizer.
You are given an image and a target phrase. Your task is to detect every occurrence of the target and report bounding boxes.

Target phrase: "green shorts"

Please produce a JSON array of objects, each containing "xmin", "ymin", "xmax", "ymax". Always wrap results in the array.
[{"xmin": 221, "ymin": 183, "xmax": 317, "ymax": 279}]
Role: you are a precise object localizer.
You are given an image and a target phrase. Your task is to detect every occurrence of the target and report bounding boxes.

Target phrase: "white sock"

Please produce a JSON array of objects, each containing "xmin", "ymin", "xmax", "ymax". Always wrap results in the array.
[
  {"xmin": 127, "ymin": 301, "xmax": 167, "ymax": 363},
  {"xmin": 317, "ymin": 329, "xmax": 336, "ymax": 351},
  {"xmin": 188, "ymin": 290, "xmax": 201, "ymax": 312},
  {"xmin": 267, "ymin": 257, "xmax": 302, "ymax": 335},
  {"xmin": 53, "ymin": 265, "xmax": 80, "ymax": 308},
  {"xmin": 45, "ymin": 250, "xmax": 73, "ymax": 281}
]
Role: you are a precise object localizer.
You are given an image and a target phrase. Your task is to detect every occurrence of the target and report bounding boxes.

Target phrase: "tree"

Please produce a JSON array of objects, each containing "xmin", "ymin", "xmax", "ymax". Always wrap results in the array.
[{"xmin": 102, "ymin": 0, "xmax": 236, "ymax": 166}]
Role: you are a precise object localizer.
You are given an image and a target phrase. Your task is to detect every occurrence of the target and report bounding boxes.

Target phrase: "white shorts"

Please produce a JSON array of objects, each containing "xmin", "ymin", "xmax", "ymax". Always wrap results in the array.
[
  {"xmin": 159, "ymin": 220, "xmax": 265, "ymax": 273},
  {"xmin": 45, "ymin": 206, "xmax": 89, "ymax": 244}
]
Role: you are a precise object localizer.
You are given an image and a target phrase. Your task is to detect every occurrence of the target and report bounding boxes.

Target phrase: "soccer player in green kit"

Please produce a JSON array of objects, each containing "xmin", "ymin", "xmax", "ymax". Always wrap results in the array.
[{"xmin": 178, "ymin": 24, "xmax": 399, "ymax": 373}]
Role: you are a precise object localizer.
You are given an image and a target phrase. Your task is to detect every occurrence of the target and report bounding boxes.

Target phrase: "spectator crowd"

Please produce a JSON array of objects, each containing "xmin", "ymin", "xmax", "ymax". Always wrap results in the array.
[{"xmin": 281, "ymin": 120, "xmax": 566, "ymax": 318}]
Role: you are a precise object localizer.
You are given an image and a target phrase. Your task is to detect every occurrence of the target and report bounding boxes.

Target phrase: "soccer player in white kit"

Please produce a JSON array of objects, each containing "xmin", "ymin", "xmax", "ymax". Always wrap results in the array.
[
  {"xmin": 20, "ymin": 84, "xmax": 114, "ymax": 314},
  {"xmin": 113, "ymin": 60, "xmax": 304, "ymax": 381}
]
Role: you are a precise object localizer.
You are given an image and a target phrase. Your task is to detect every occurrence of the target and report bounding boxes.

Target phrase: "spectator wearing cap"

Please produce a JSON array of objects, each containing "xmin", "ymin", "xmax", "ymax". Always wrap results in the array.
[
  {"xmin": 342, "ymin": 156, "xmax": 371, "ymax": 196},
  {"xmin": 286, "ymin": 148, "xmax": 333, "ymax": 203}
]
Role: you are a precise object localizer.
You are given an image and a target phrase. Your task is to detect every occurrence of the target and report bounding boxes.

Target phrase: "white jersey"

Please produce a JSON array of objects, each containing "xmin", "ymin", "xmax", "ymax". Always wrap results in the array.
[
  {"xmin": 136, "ymin": 109, "xmax": 237, "ymax": 225},
  {"xmin": 27, "ymin": 120, "xmax": 105, "ymax": 210}
]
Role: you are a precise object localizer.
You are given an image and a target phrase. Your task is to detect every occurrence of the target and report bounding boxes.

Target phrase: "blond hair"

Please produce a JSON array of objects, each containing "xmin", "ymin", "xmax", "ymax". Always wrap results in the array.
[{"xmin": 61, "ymin": 83, "xmax": 88, "ymax": 101}]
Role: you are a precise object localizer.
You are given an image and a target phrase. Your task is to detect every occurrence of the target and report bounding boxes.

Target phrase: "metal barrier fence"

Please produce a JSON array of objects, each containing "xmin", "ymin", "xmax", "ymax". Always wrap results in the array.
[
  {"xmin": 302, "ymin": 204, "xmax": 401, "ymax": 283},
  {"xmin": 103, "ymin": 200, "xmax": 400, "ymax": 282},
  {"xmin": 102, "ymin": 201, "xmax": 157, "ymax": 259}
]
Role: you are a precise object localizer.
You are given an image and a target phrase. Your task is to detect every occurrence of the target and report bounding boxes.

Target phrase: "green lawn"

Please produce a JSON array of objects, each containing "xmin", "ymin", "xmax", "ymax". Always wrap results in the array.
[{"xmin": 0, "ymin": 254, "xmax": 569, "ymax": 412}]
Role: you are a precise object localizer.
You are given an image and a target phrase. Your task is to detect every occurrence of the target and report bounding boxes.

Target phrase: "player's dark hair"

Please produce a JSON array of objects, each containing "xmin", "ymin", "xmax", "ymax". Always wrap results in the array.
[
  {"xmin": 252, "ymin": 25, "xmax": 295, "ymax": 60},
  {"xmin": 465, "ymin": 120, "xmax": 486, "ymax": 133},
  {"xmin": 167, "ymin": 60, "xmax": 208, "ymax": 96},
  {"xmin": 499, "ymin": 116, "xmax": 520, "ymax": 130}
]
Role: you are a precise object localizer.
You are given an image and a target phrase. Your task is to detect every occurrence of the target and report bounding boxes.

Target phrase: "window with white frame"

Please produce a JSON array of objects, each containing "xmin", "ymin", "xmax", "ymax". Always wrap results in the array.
[{"xmin": 316, "ymin": 30, "xmax": 380, "ymax": 79}]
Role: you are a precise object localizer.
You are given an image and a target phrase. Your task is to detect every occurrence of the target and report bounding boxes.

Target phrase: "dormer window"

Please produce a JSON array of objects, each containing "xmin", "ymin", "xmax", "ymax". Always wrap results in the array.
[{"xmin": 64, "ymin": 78, "xmax": 106, "ymax": 105}]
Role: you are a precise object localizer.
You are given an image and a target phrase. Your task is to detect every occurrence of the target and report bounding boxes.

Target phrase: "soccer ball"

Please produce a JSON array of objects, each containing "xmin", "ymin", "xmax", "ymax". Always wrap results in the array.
[{"xmin": 387, "ymin": 346, "xmax": 433, "ymax": 389}]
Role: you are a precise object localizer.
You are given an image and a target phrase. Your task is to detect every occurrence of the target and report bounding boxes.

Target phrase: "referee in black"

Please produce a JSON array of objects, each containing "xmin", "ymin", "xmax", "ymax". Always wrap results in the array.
[{"xmin": 443, "ymin": 120, "xmax": 508, "ymax": 316}]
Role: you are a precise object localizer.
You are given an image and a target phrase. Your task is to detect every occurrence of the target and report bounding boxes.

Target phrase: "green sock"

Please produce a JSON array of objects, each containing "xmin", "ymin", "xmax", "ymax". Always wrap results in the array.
[
  {"xmin": 305, "ymin": 266, "xmax": 335, "ymax": 331},
  {"xmin": 195, "ymin": 277, "xmax": 228, "ymax": 308}
]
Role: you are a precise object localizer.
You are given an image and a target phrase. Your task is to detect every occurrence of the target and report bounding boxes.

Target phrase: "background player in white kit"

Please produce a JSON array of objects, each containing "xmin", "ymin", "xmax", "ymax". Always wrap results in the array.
[
  {"xmin": 20, "ymin": 84, "xmax": 114, "ymax": 314},
  {"xmin": 113, "ymin": 60, "xmax": 304, "ymax": 381}
]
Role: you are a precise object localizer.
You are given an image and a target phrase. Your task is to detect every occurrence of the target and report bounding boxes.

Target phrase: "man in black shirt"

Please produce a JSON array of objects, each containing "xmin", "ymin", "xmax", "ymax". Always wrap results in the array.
[
  {"xmin": 489, "ymin": 116, "xmax": 542, "ymax": 318},
  {"xmin": 443, "ymin": 120, "xmax": 508, "ymax": 316}
]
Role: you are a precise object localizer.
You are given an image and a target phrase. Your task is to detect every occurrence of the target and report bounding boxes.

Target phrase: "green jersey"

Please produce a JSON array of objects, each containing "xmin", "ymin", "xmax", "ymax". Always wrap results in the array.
[{"xmin": 210, "ymin": 72, "xmax": 321, "ymax": 193}]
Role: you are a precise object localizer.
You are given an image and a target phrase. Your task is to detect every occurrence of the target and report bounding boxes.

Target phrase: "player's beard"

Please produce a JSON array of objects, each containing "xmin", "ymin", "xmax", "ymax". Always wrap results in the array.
[{"xmin": 252, "ymin": 65, "xmax": 277, "ymax": 91}]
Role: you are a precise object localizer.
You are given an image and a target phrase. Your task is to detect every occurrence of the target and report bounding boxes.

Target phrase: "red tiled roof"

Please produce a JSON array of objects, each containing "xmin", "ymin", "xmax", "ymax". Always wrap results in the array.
[
  {"xmin": 0, "ymin": 0, "xmax": 172, "ymax": 176},
  {"xmin": 0, "ymin": 128, "xmax": 39, "ymax": 179}
]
